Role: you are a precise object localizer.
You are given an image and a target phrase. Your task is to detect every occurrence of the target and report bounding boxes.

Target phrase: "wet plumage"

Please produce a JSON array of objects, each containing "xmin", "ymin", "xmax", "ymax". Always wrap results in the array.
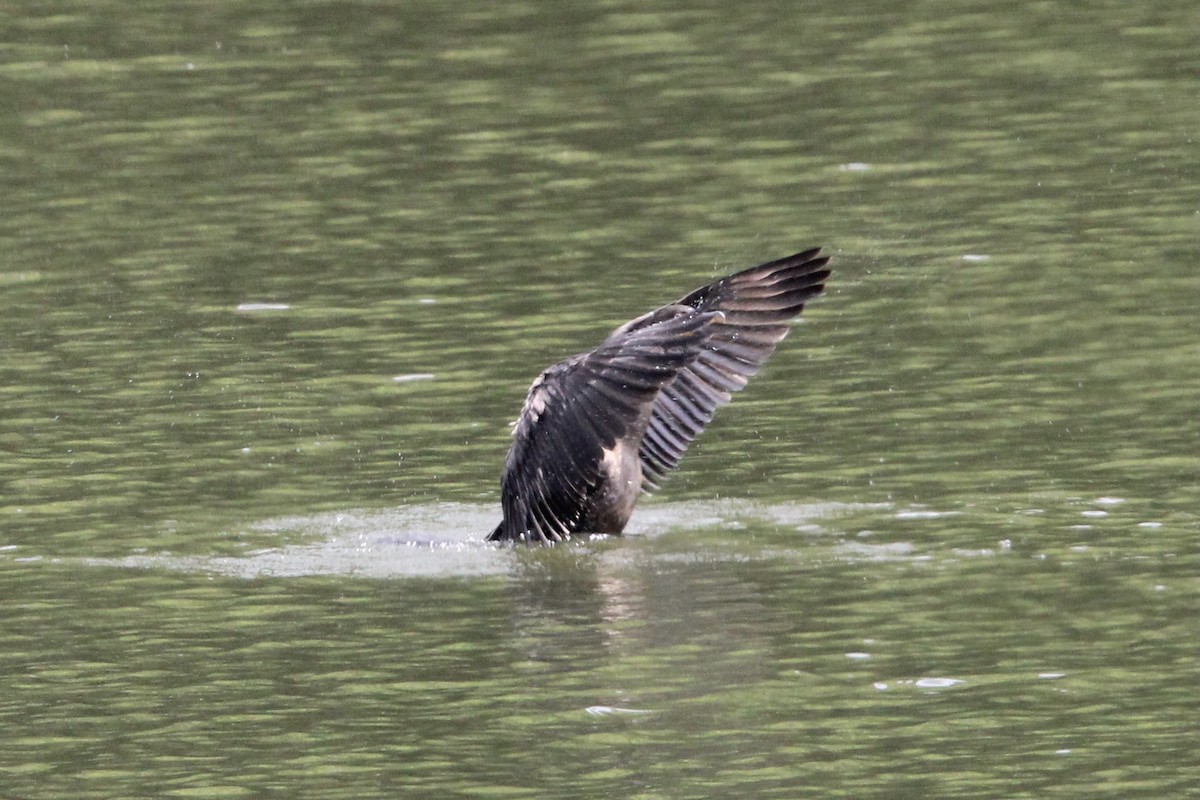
[{"xmin": 488, "ymin": 247, "xmax": 831, "ymax": 544}]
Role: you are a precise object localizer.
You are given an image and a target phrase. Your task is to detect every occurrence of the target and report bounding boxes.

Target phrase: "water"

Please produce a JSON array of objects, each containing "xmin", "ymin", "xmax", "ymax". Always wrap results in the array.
[{"xmin": 2, "ymin": 1, "xmax": 1198, "ymax": 797}]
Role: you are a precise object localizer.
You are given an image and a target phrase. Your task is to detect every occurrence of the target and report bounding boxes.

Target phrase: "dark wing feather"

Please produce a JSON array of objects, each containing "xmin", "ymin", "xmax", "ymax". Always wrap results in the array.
[
  {"xmin": 639, "ymin": 248, "xmax": 830, "ymax": 489},
  {"xmin": 490, "ymin": 306, "xmax": 723, "ymax": 542}
]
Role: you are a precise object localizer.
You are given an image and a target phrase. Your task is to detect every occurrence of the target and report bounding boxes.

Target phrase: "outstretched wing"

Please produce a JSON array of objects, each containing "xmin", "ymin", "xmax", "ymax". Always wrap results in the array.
[
  {"xmin": 639, "ymin": 247, "xmax": 831, "ymax": 489},
  {"xmin": 491, "ymin": 305, "xmax": 723, "ymax": 543}
]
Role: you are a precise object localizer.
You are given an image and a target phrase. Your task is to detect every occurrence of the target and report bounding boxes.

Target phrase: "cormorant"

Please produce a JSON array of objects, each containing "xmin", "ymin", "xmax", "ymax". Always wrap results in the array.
[{"xmin": 488, "ymin": 247, "xmax": 830, "ymax": 543}]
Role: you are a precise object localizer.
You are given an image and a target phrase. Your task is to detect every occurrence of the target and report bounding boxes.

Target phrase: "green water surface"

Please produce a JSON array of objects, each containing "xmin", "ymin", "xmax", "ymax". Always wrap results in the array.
[{"xmin": 1, "ymin": 2, "xmax": 1198, "ymax": 798}]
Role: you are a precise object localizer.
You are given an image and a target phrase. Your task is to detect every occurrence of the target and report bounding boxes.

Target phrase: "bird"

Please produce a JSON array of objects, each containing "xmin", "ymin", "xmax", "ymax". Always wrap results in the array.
[{"xmin": 487, "ymin": 247, "xmax": 831, "ymax": 544}]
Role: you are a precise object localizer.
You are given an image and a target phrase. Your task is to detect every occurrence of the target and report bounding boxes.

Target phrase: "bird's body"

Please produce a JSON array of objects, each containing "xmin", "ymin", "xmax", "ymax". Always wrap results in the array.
[{"xmin": 488, "ymin": 248, "xmax": 830, "ymax": 544}]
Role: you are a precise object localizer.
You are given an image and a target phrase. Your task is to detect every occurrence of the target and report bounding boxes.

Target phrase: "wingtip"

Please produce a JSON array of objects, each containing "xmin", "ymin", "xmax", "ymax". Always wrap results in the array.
[{"xmin": 763, "ymin": 246, "xmax": 830, "ymax": 276}]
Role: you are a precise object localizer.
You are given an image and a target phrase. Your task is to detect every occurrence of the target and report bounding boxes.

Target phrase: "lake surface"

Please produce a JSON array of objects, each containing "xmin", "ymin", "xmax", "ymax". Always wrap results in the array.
[{"xmin": 2, "ymin": 1, "xmax": 1198, "ymax": 797}]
